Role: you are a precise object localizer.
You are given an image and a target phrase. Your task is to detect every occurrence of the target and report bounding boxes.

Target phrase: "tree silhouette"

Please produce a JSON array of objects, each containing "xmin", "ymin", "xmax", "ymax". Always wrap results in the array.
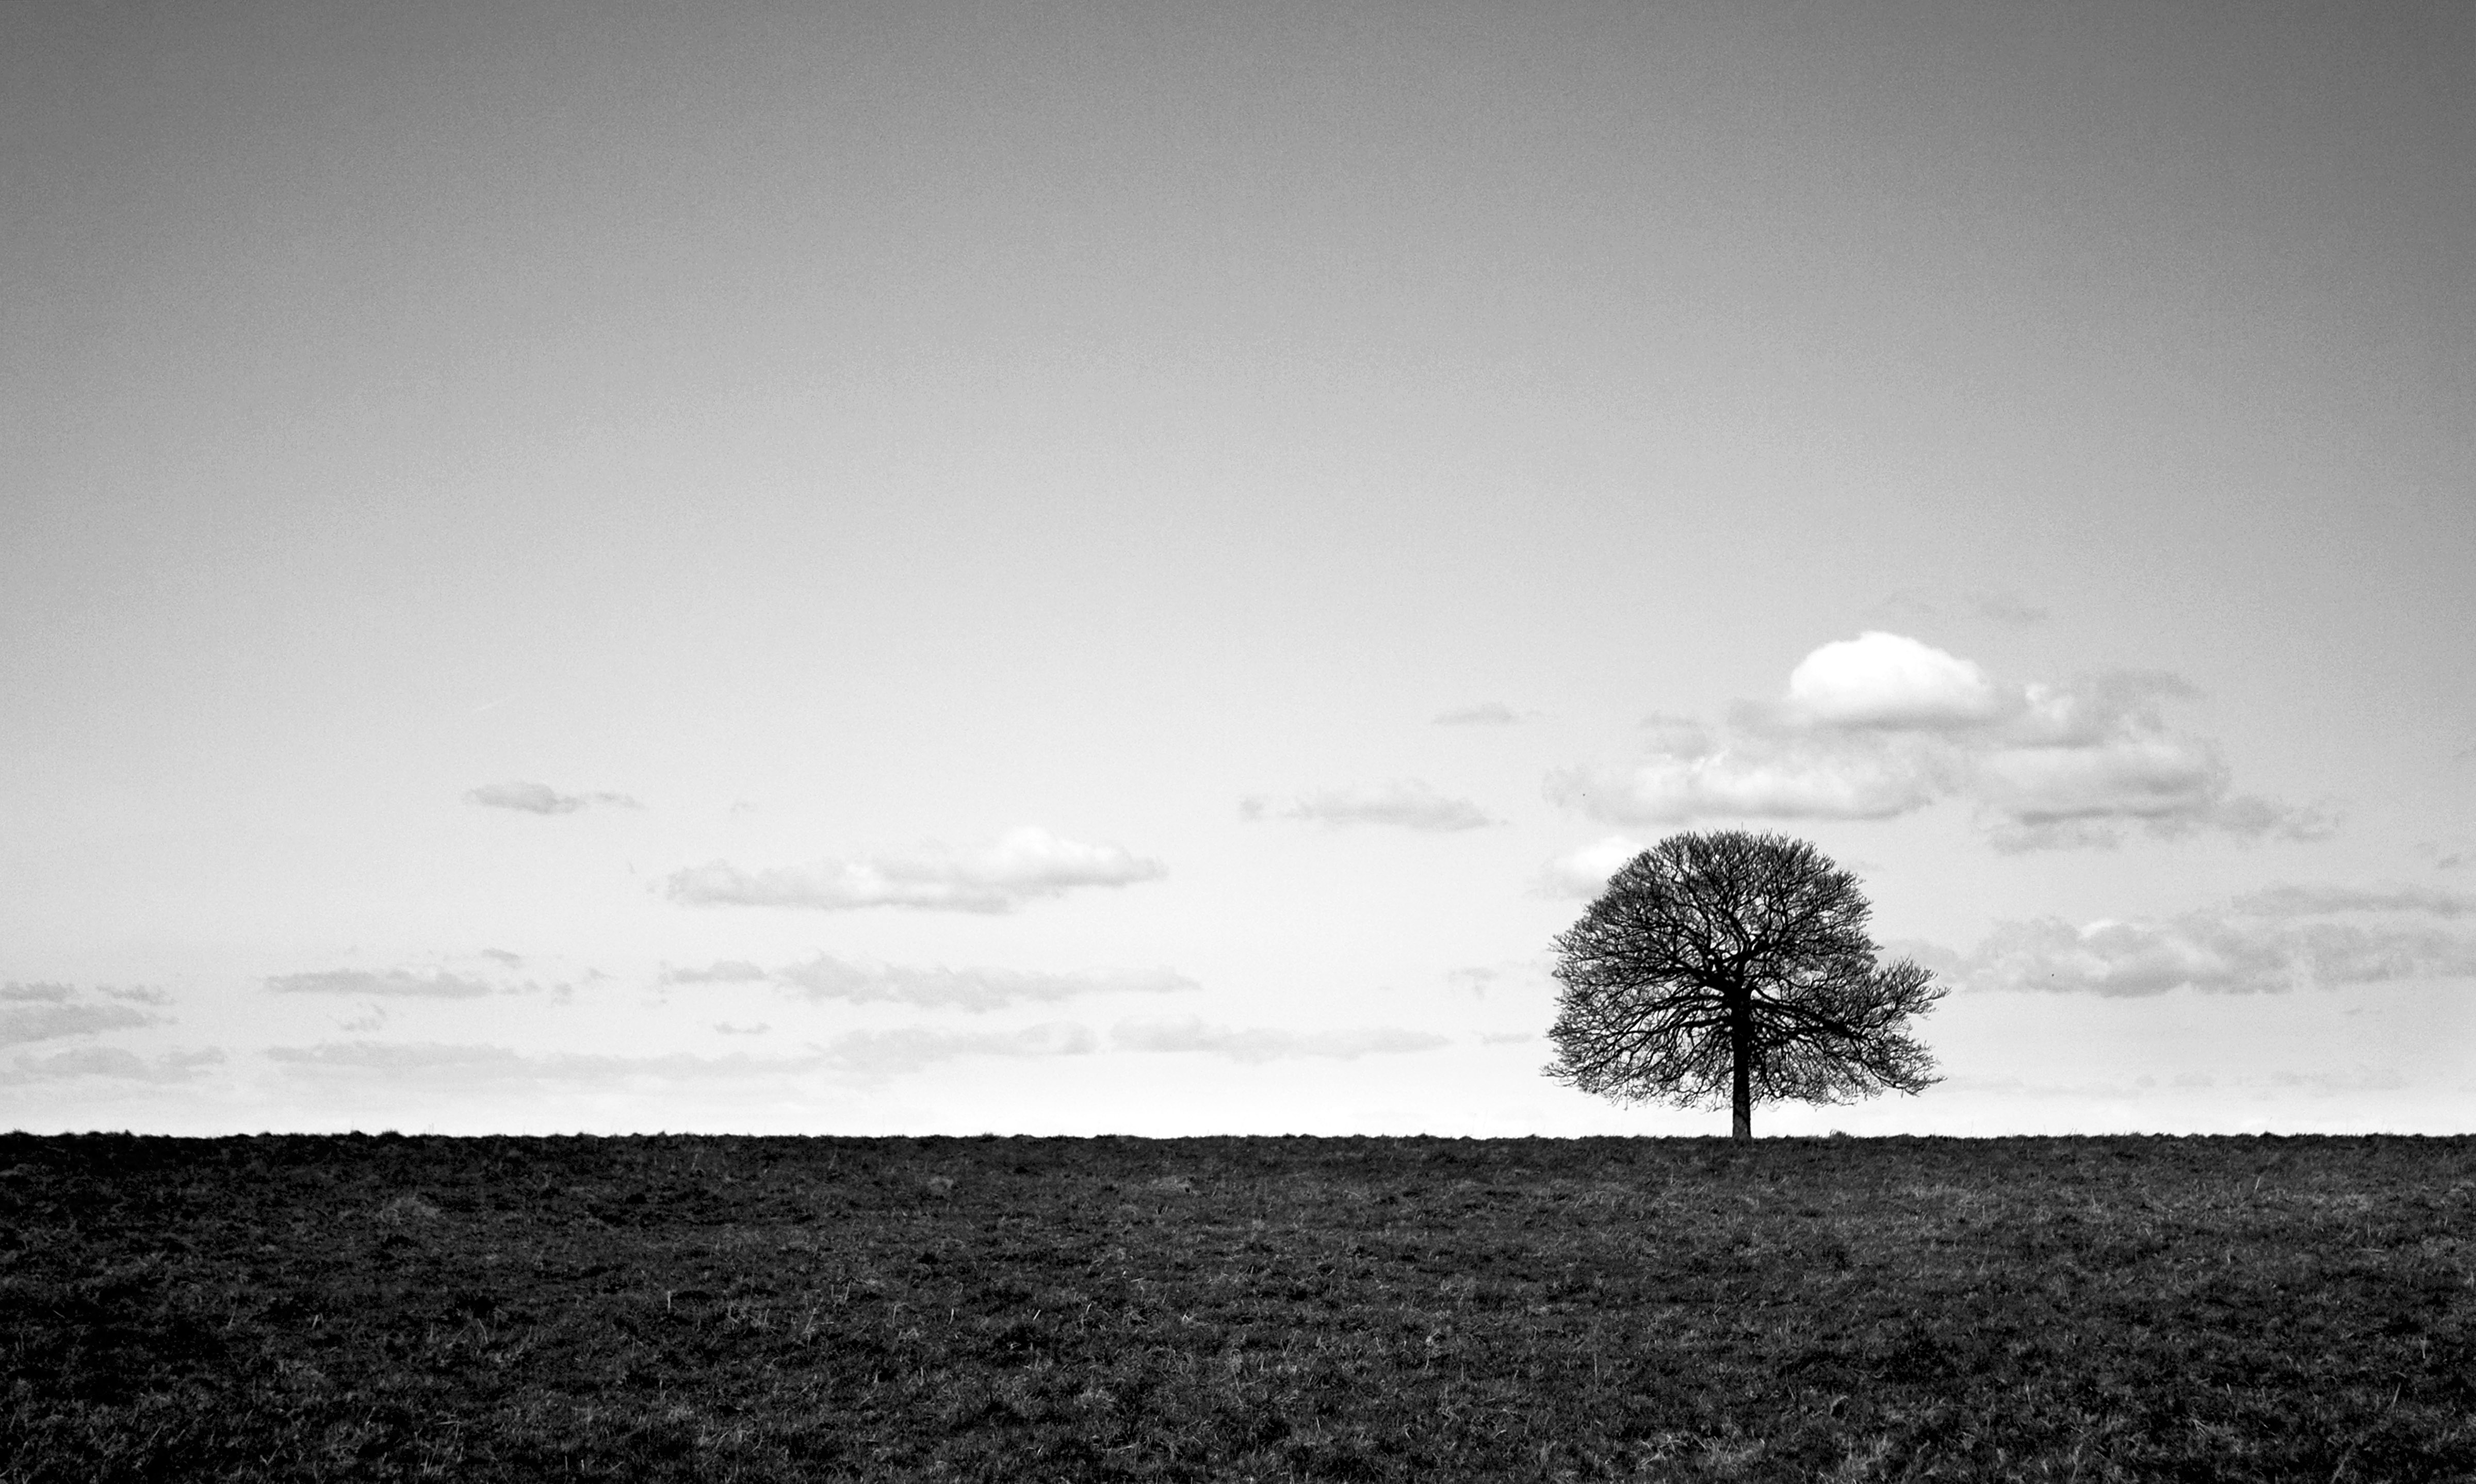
[{"xmin": 1546, "ymin": 829, "xmax": 1943, "ymax": 1140}]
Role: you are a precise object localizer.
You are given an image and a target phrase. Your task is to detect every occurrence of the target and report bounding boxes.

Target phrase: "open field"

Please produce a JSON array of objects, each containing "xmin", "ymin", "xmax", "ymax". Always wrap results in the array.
[{"xmin": 3, "ymin": 1132, "xmax": 2471, "ymax": 1481}]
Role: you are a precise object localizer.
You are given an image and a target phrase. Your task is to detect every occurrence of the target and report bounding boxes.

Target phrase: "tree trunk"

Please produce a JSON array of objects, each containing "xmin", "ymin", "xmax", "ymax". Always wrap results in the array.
[{"xmin": 1730, "ymin": 988, "xmax": 1753, "ymax": 1141}]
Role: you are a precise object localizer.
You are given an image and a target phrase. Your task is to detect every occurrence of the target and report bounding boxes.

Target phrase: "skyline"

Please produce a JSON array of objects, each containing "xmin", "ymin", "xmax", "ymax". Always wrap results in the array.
[{"xmin": 5, "ymin": 0, "xmax": 2471, "ymax": 1136}]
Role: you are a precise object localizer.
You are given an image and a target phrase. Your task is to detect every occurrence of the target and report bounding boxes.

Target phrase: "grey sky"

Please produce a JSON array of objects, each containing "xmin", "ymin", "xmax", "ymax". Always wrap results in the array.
[{"xmin": 4, "ymin": 0, "xmax": 2470, "ymax": 1134}]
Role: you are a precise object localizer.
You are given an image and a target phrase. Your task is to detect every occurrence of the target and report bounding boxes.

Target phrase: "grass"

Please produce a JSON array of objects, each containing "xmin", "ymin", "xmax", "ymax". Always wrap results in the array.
[{"xmin": 2, "ymin": 1131, "xmax": 2471, "ymax": 1481}]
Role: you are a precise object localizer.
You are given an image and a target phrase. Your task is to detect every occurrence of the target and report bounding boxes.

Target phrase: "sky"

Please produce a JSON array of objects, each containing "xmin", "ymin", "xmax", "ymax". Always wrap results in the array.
[{"xmin": 5, "ymin": 0, "xmax": 2472, "ymax": 1137}]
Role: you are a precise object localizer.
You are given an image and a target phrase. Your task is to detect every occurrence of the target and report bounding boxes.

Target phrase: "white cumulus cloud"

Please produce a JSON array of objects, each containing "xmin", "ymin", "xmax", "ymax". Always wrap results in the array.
[
  {"xmin": 663, "ymin": 827, "xmax": 1165, "ymax": 912},
  {"xmin": 1785, "ymin": 631, "xmax": 2006, "ymax": 729}
]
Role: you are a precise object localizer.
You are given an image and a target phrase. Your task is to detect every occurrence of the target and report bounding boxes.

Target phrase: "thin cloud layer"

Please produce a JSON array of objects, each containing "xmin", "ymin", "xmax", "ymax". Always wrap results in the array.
[
  {"xmin": 1112, "ymin": 1017, "xmax": 1451, "ymax": 1063},
  {"xmin": 464, "ymin": 781, "xmax": 641, "ymax": 814},
  {"xmin": 271, "ymin": 1025, "xmax": 1097, "ymax": 1083},
  {"xmin": 267, "ymin": 1041, "xmax": 822, "ymax": 1082},
  {"xmin": 663, "ymin": 827, "xmax": 1165, "ymax": 912},
  {"xmin": 266, "ymin": 969, "xmax": 502, "ymax": 999},
  {"xmin": 773, "ymin": 955, "xmax": 1197, "ymax": 1013},
  {"xmin": 1550, "ymin": 632, "xmax": 2334, "ymax": 849},
  {"xmin": 1242, "ymin": 780, "xmax": 1497, "ymax": 831},
  {"xmin": 818, "ymin": 1022, "xmax": 1096, "ymax": 1073},
  {"xmin": 659, "ymin": 960, "xmax": 770, "ymax": 984},
  {"xmin": 10, "ymin": 1047, "xmax": 223, "ymax": 1082},
  {"xmin": 2229, "ymin": 884, "xmax": 2476, "ymax": 918},
  {"xmin": 4, "ymin": 981, "xmax": 167, "ymax": 1007},
  {"xmin": 1547, "ymin": 736, "xmax": 1951, "ymax": 823},
  {"xmin": 1926, "ymin": 885, "xmax": 2476, "ymax": 997},
  {"xmin": 1433, "ymin": 703, "xmax": 1523, "ymax": 726},
  {"xmin": 0, "ymin": 992, "xmax": 158, "ymax": 1047}
]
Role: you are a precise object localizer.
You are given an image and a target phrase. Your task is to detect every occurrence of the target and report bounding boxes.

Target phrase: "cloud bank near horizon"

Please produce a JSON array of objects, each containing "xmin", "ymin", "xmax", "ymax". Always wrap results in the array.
[
  {"xmin": 2, "ymin": 981, "xmax": 164, "ymax": 1046},
  {"xmin": 1112, "ymin": 1017, "xmax": 1452, "ymax": 1063},
  {"xmin": 1918, "ymin": 884, "xmax": 2476, "ymax": 997},
  {"xmin": 11, "ymin": 1046, "xmax": 225, "ymax": 1083},
  {"xmin": 1548, "ymin": 632, "xmax": 2334, "ymax": 849}
]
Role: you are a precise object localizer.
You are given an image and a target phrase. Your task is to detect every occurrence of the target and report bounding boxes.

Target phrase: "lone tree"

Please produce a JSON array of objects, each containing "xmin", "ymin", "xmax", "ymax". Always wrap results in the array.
[{"xmin": 1546, "ymin": 829, "xmax": 1943, "ymax": 1140}]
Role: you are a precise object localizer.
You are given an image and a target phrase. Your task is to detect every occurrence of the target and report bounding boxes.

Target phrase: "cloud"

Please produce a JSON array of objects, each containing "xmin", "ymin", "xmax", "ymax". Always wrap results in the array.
[
  {"xmin": 817, "ymin": 1021, "xmax": 1096, "ymax": 1073},
  {"xmin": 773, "ymin": 955, "xmax": 1197, "ymax": 1012},
  {"xmin": 1638, "ymin": 714, "xmax": 1715, "ymax": 754},
  {"xmin": 266, "ymin": 969, "xmax": 502, "ymax": 999},
  {"xmin": 1112, "ymin": 1017, "xmax": 1450, "ymax": 1063},
  {"xmin": 10, "ymin": 1047, "xmax": 223, "ymax": 1082},
  {"xmin": 1931, "ymin": 888, "xmax": 2476, "ymax": 997},
  {"xmin": 480, "ymin": 948, "xmax": 524, "ymax": 967},
  {"xmin": 1784, "ymin": 631, "xmax": 2007, "ymax": 729},
  {"xmin": 0, "ymin": 998, "xmax": 158, "ymax": 1047},
  {"xmin": 1434, "ymin": 703, "xmax": 1523, "ymax": 726},
  {"xmin": 1550, "ymin": 633, "xmax": 2333, "ymax": 847},
  {"xmin": 1446, "ymin": 966, "xmax": 1506, "ymax": 997},
  {"xmin": 1983, "ymin": 788, "xmax": 2339, "ymax": 852},
  {"xmin": 660, "ymin": 960, "xmax": 770, "ymax": 984},
  {"xmin": 2268, "ymin": 1066, "xmax": 2410, "ymax": 1094},
  {"xmin": 267, "ymin": 1041, "xmax": 826, "ymax": 1082},
  {"xmin": 465, "ymin": 781, "xmax": 640, "ymax": 814},
  {"xmin": 2413, "ymin": 839, "xmax": 2472, "ymax": 871},
  {"xmin": 97, "ymin": 985, "xmax": 173, "ymax": 1005},
  {"xmin": 1538, "ymin": 836, "xmax": 1649, "ymax": 899},
  {"xmin": 1976, "ymin": 736, "xmax": 2225, "ymax": 828},
  {"xmin": 1545, "ymin": 735, "xmax": 1952, "ymax": 824},
  {"xmin": 269, "ymin": 1021, "xmax": 1103, "ymax": 1085},
  {"xmin": 713, "ymin": 1022, "xmax": 769, "ymax": 1036},
  {"xmin": 2229, "ymin": 883, "xmax": 2475, "ymax": 918},
  {"xmin": 1, "ymin": 982, "xmax": 74, "ymax": 1003},
  {"xmin": 1242, "ymin": 781, "xmax": 1498, "ymax": 831},
  {"xmin": 663, "ymin": 827, "xmax": 1165, "ymax": 912}
]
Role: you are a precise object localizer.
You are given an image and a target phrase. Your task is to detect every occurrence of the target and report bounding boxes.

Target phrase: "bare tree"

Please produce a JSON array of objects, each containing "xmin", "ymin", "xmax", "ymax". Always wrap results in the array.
[{"xmin": 1546, "ymin": 829, "xmax": 1943, "ymax": 1140}]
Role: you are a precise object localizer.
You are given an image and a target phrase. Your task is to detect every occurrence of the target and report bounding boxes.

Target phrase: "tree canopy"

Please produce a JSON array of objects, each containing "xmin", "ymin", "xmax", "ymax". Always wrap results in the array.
[{"xmin": 1545, "ymin": 829, "xmax": 1943, "ymax": 1139}]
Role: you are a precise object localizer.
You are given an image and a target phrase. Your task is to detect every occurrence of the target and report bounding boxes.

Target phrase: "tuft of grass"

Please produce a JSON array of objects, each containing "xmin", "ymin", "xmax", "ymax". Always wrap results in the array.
[
  {"xmin": 371, "ymin": 1193, "xmax": 441, "ymax": 1225},
  {"xmin": 0, "ymin": 1132, "xmax": 2470, "ymax": 1480}
]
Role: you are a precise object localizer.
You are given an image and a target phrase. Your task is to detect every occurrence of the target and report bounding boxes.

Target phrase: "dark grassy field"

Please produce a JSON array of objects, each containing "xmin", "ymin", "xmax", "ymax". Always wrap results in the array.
[{"xmin": 2, "ymin": 1132, "xmax": 2471, "ymax": 1481}]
